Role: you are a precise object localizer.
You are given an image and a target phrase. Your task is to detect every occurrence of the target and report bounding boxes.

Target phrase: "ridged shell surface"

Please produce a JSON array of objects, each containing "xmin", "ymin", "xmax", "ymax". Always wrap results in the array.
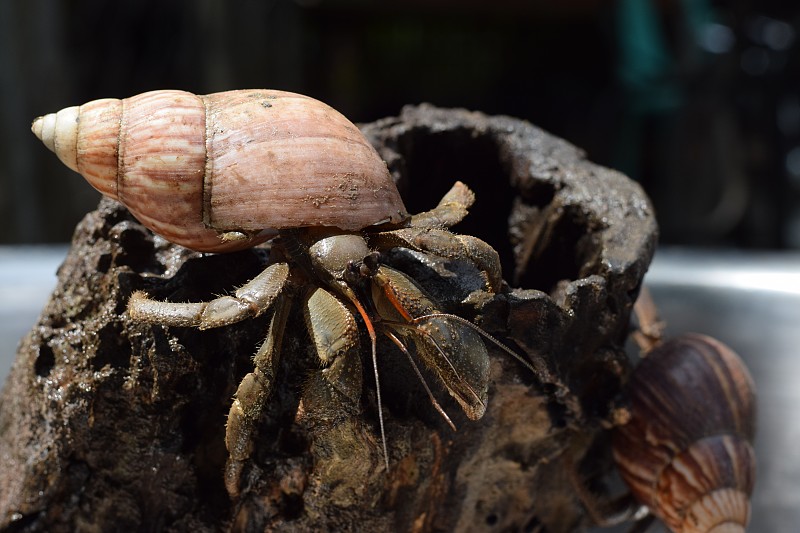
[
  {"xmin": 612, "ymin": 334, "xmax": 756, "ymax": 533},
  {"xmin": 32, "ymin": 89, "xmax": 408, "ymax": 252}
]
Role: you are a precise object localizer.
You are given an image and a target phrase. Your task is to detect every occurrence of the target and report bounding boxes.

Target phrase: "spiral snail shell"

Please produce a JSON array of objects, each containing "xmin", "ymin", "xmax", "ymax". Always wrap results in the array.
[
  {"xmin": 613, "ymin": 333, "xmax": 757, "ymax": 533},
  {"xmin": 31, "ymin": 89, "xmax": 409, "ymax": 252}
]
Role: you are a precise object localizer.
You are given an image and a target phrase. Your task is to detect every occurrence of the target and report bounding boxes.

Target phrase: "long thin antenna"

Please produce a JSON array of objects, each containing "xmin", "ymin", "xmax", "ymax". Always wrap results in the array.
[
  {"xmin": 371, "ymin": 330, "xmax": 389, "ymax": 470},
  {"xmin": 345, "ymin": 294, "xmax": 390, "ymax": 470},
  {"xmin": 384, "ymin": 330, "xmax": 457, "ymax": 432},
  {"xmin": 412, "ymin": 313, "xmax": 583, "ymax": 418},
  {"xmin": 387, "ymin": 319, "xmax": 485, "ymax": 411},
  {"xmin": 411, "ymin": 312, "xmax": 582, "ymax": 419},
  {"xmin": 412, "ymin": 312, "xmax": 553, "ymax": 383}
]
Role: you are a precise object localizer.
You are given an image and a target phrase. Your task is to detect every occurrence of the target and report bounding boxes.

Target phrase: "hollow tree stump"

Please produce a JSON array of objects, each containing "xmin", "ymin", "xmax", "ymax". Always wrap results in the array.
[{"xmin": 0, "ymin": 106, "xmax": 657, "ymax": 532}]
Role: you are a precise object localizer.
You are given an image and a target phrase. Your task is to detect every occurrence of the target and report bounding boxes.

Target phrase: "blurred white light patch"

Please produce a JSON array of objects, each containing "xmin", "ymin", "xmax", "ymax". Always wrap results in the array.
[
  {"xmin": 698, "ymin": 23, "xmax": 736, "ymax": 54},
  {"xmin": 762, "ymin": 18, "xmax": 795, "ymax": 51},
  {"xmin": 647, "ymin": 249, "xmax": 800, "ymax": 297},
  {"xmin": 747, "ymin": 15, "xmax": 796, "ymax": 50}
]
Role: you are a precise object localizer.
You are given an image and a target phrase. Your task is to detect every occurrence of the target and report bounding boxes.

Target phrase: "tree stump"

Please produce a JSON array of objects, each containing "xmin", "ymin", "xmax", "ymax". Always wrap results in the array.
[{"xmin": 0, "ymin": 106, "xmax": 657, "ymax": 532}]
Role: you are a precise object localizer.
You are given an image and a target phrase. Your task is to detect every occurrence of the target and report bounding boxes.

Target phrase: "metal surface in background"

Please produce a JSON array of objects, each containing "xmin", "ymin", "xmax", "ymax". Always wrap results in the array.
[
  {"xmin": 1, "ymin": 246, "xmax": 798, "ymax": 530},
  {"xmin": 643, "ymin": 248, "xmax": 800, "ymax": 532},
  {"xmin": 0, "ymin": 246, "xmax": 67, "ymax": 383}
]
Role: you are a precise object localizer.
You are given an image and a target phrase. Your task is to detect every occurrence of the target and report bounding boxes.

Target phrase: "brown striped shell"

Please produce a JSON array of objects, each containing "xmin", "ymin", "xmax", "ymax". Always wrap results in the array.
[
  {"xmin": 613, "ymin": 334, "xmax": 757, "ymax": 533},
  {"xmin": 31, "ymin": 89, "xmax": 409, "ymax": 252}
]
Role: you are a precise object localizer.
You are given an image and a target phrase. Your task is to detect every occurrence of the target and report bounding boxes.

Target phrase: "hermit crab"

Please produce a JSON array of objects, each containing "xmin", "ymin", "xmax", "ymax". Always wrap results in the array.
[{"xmin": 32, "ymin": 89, "xmax": 540, "ymax": 497}]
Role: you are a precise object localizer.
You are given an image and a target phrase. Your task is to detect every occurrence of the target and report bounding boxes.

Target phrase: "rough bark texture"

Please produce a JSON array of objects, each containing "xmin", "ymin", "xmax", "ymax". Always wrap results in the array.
[{"xmin": 0, "ymin": 106, "xmax": 657, "ymax": 532}]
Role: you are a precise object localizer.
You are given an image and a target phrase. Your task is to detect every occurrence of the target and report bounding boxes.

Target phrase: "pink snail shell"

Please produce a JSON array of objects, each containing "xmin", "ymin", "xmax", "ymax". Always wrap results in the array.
[
  {"xmin": 613, "ymin": 333, "xmax": 757, "ymax": 533},
  {"xmin": 32, "ymin": 89, "xmax": 409, "ymax": 252}
]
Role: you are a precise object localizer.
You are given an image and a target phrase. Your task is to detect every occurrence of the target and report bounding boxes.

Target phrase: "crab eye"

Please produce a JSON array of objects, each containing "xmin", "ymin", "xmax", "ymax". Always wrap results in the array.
[
  {"xmin": 360, "ymin": 252, "xmax": 381, "ymax": 277},
  {"xmin": 344, "ymin": 261, "xmax": 362, "ymax": 284}
]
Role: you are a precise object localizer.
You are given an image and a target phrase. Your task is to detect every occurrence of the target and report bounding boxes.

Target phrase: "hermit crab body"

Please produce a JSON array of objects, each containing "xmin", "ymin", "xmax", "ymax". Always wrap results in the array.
[{"xmin": 32, "ymin": 89, "xmax": 528, "ymax": 498}]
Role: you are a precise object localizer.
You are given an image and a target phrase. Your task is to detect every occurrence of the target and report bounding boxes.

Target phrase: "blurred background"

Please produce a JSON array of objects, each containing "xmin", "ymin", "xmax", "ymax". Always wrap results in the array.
[
  {"xmin": 2, "ymin": 0, "xmax": 800, "ymax": 248},
  {"xmin": 1, "ymin": 1, "xmax": 799, "ymax": 531}
]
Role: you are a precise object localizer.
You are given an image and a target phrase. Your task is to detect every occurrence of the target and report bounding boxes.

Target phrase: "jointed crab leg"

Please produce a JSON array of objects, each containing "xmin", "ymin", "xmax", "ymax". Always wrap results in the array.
[
  {"xmin": 406, "ymin": 180, "xmax": 475, "ymax": 229},
  {"xmin": 301, "ymin": 287, "xmax": 363, "ymax": 415},
  {"xmin": 369, "ymin": 228, "xmax": 502, "ymax": 292},
  {"xmin": 128, "ymin": 262, "xmax": 290, "ymax": 329},
  {"xmin": 224, "ymin": 292, "xmax": 292, "ymax": 497}
]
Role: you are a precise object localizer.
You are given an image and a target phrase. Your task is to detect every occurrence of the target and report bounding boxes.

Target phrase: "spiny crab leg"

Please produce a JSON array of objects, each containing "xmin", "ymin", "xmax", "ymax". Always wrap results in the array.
[
  {"xmin": 406, "ymin": 180, "xmax": 475, "ymax": 229},
  {"xmin": 369, "ymin": 228, "xmax": 502, "ymax": 293},
  {"xmin": 225, "ymin": 292, "xmax": 292, "ymax": 497},
  {"xmin": 128, "ymin": 262, "xmax": 290, "ymax": 329},
  {"xmin": 383, "ymin": 330, "xmax": 458, "ymax": 432}
]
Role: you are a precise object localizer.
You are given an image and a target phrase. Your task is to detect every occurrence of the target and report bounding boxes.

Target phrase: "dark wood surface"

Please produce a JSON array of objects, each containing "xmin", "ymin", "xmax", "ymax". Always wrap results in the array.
[{"xmin": 3, "ymin": 246, "xmax": 798, "ymax": 531}]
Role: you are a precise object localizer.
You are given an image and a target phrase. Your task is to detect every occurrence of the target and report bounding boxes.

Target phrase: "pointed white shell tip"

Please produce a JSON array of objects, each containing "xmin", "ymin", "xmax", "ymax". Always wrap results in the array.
[
  {"xmin": 31, "ymin": 106, "xmax": 80, "ymax": 173},
  {"xmin": 31, "ymin": 116, "xmax": 45, "ymax": 140},
  {"xmin": 31, "ymin": 113, "xmax": 56, "ymax": 150}
]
